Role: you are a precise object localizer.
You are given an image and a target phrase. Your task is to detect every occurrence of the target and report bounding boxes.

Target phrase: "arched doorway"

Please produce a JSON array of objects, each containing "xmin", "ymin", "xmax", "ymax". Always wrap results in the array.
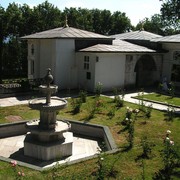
[{"xmin": 134, "ymin": 55, "xmax": 156, "ymax": 87}]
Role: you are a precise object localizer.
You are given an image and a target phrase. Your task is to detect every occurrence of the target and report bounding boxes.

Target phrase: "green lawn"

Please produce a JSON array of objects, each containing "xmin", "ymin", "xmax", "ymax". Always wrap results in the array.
[
  {"xmin": 0, "ymin": 96, "xmax": 179, "ymax": 179},
  {"xmin": 0, "ymin": 105, "xmax": 39, "ymax": 123},
  {"xmin": 137, "ymin": 92, "xmax": 180, "ymax": 107}
]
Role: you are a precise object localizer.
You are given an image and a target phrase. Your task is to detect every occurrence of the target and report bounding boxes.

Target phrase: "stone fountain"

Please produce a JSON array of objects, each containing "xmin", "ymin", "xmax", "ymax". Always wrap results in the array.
[{"xmin": 24, "ymin": 68, "xmax": 73, "ymax": 161}]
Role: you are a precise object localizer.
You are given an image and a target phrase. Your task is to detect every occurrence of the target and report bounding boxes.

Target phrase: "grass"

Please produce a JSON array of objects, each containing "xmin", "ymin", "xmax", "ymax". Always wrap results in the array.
[
  {"xmin": 0, "ymin": 95, "xmax": 179, "ymax": 179},
  {"xmin": 137, "ymin": 92, "xmax": 180, "ymax": 107},
  {"xmin": 0, "ymin": 105, "xmax": 39, "ymax": 123}
]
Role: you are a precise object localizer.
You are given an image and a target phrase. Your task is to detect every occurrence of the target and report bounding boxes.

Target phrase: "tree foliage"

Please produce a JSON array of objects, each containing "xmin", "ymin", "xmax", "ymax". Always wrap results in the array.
[
  {"xmin": 136, "ymin": 15, "xmax": 164, "ymax": 35},
  {"xmin": 109, "ymin": 11, "xmax": 131, "ymax": 35},
  {"xmin": 0, "ymin": 5, "xmax": 6, "ymax": 82},
  {"xmin": 160, "ymin": 0, "xmax": 180, "ymax": 34}
]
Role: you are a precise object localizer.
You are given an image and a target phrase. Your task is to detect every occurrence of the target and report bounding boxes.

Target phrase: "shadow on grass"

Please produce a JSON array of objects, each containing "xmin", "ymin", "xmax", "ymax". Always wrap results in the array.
[
  {"xmin": 163, "ymin": 112, "xmax": 176, "ymax": 122},
  {"xmin": 153, "ymin": 167, "xmax": 180, "ymax": 180},
  {"xmin": 156, "ymin": 93, "xmax": 162, "ymax": 97},
  {"xmin": 135, "ymin": 154, "xmax": 151, "ymax": 162},
  {"xmin": 121, "ymin": 145, "xmax": 132, "ymax": 152},
  {"xmin": 117, "ymin": 126, "xmax": 128, "ymax": 134},
  {"xmin": 82, "ymin": 115, "xmax": 94, "ymax": 123}
]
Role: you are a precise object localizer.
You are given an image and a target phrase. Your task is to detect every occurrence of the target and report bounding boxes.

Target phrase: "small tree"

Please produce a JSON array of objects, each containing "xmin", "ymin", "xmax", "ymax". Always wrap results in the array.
[
  {"xmin": 168, "ymin": 81, "xmax": 175, "ymax": 98},
  {"xmin": 161, "ymin": 130, "xmax": 179, "ymax": 178},
  {"xmin": 141, "ymin": 136, "xmax": 153, "ymax": 158},
  {"xmin": 127, "ymin": 119, "xmax": 134, "ymax": 148},
  {"xmin": 144, "ymin": 104, "xmax": 153, "ymax": 119},
  {"xmin": 138, "ymin": 91, "xmax": 146, "ymax": 112},
  {"xmin": 166, "ymin": 104, "xmax": 175, "ymax": 121},
  {"xmin": 107, "ymin": 107, "xmax": 116, "ymax": 119},
  {"xmin": 113, "ymin": 88, "xmax": 125, "ymax": 108},
  {"xmin": 79, "ymin": 90, "xmax": 87, "ymax": 103},
  {"xmin": 71, "ymin": 98, "xmax": 82, "ymax": 114},
  {"xmin": 95, "ymin": 82, "xmax": 103, "ymax": 97}
]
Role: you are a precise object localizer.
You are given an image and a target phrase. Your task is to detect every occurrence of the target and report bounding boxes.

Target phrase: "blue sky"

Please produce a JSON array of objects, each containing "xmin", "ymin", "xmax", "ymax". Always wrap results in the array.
[{"xmin": 1, "ymin": 0, "xmax": 163, "ymax": 25}]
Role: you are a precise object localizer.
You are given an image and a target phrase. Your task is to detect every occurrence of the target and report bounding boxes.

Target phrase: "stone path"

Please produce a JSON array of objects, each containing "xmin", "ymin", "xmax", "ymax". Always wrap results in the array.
[
  {"xmin": 102, "ymin": 91, "xmax": 180, "ymax": 114},
  {"xmin": 0, "ymin": 96, "xmax": 30, "ymax": 107},
  {"xmin": 0, "ymin": 92, "xmax": 180, "ymax": 113}
]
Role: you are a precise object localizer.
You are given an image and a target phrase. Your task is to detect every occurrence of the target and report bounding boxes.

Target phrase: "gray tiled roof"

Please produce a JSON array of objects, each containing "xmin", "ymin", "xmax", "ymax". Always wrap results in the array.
[
  {"xmin": 111, "ymin": 30, "xmax": 162, "ymax": 40},
  {"xmin": 79, "ymin": 40, "xmax": 157, "ymax": 53},
  {"xmin": 151, "ymin": 33, "xmax": 180, "ymax": 43},
  {"xmin": 21, "ymin": 27, "xmax": 113, "ymax": 40}
]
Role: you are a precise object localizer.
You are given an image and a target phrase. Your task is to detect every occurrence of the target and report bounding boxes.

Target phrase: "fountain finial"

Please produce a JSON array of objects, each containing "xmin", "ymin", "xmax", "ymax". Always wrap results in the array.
[
  {"xmin": 43, "ymin": 68, "xmax": 54, "ymax": 104},
  {"xmin": 45, "ymin": 68, "xmax": 53, "ymax": 87}
]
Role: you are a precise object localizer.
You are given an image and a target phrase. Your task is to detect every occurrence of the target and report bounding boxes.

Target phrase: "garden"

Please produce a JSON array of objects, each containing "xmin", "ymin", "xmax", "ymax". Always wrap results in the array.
[{"xmin": 0, "ymin": 89, "xmax": 179, "ymax": 179}]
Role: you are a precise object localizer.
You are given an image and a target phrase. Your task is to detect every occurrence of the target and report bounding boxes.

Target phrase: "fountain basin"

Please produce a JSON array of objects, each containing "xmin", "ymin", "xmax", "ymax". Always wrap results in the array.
[
  {"xmin": 26, "ymin": 120, "xmax": 71, "ymax": 142},
  {"xmin": 0, "ymin": 120, "xmax": 117, "ymax": 170},
  {"xmin": 29, "ymin": 97, "xmax": 67, "ymax": 111},
  {"xmin": 39, "ymin": 85, "xmax": 58, "ymax": 94}
]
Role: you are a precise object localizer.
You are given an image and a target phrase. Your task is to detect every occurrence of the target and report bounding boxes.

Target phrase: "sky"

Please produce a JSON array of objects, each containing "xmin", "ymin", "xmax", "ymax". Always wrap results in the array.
[{"xmin": 0, "ymin": 0, "xmax": 163, "ymax": 26}]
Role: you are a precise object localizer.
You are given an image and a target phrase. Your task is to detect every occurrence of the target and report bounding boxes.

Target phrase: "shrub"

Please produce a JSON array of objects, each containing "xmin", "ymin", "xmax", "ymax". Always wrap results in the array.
[
  {"xmin": 154, "ymin": 130, "xmax": 179, "ymax": 179},
  {"xmin": 107, "ymin": 107, "xmax": 116, "ymax": 119},
  {"xmin": 71, "ymin": 98, "xmax": 82, "ymax": 114},
  {"xmin": 93, "ymin": 148, "xmax": 118, "ymax": 179},
  {"xmin": 141, "ymin": 136, "xmax": 153, "ymax": 158},
  {"xmin": 79, "ymin": 90, "xmax": 87, "ymax": 103},
  {"xmin": 127, "ymin": 120, "xmax": 134, "ymax": 148},
  {"xmin": 95, "ymin": 82, "xmax": 103, "ymax": 97},
  {"xmin": 166, "ymin": 104, "xmax": 175, "ymax": 121},
  {"xmin": 113, "ymin": 88, "xmax": 125, "ymax": 108},
  {"xmin": 138, "ymin": 91, "xmax": 145, "ymax": 111},
  {"xmin": 144, "ymin": 104, "xmax": 153, "ymax": 119},
  {"xmin": 168, "ymin": 81, "xmax": 175, "ymax": 98}
]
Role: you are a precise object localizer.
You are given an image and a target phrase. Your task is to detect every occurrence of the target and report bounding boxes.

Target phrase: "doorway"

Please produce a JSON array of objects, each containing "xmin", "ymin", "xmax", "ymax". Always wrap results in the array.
[{"xmin": 134, "ymin": 55, "xmax": 156, "ymax": 88}]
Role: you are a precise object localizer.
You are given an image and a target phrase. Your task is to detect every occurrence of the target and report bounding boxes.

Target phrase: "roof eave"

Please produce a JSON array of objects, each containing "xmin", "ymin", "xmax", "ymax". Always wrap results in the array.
[
  {"xmin": 21, "ymin": 37, "xmax": 114, "ymax": 40},
  {"xmin": 78, "ymin": 51, "xmax": 159, "ymax": 53}
]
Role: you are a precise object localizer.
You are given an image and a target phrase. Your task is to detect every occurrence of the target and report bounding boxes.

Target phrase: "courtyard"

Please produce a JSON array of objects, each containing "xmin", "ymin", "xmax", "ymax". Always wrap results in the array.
[{"xmin": 0, "ymin": 89, "xmax": 179, "ymax": 179}]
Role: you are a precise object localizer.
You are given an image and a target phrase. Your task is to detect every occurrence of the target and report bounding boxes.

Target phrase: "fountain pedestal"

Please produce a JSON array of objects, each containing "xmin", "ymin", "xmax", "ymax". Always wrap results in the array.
[
  {"xmin": 24, "ymin": 131, "xmax": 73, "ymax": 161},
  {"xmin": 24, "ymin": 69, "xmax": 73, "ymax": 161}
]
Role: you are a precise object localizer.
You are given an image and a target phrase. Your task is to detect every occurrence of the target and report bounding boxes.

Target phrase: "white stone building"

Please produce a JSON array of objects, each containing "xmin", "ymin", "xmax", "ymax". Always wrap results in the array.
[{"xmin": 22, "ymin": 27, "xmax": 180, "ymax": 92}]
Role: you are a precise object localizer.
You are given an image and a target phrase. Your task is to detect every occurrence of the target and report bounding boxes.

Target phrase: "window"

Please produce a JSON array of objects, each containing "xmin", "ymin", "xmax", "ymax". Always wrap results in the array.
[
  {"xmin": 171, "ymin": 64, "xmax": 180, "ymax": 82},
  {"xmin": 86, "ymin": 72, "xmax": 91, "ymax": 80},
  {"xmin": 84, "ymin": 56, "xmax": 89, "ymax": 70},
  {"xmin": 31, "ymin": 44, "xmax": 34, "ymax": 55},
  {"xmin": 96, "ymin": 56, "xmax": 99, "ymax": 62},
  {"xmin": 30, "ymin": 60, "xmax": 34, "ymax": 75},
  {"xmin": 173, "ymin": 51, "xmax": 180, "ymax": 61}
]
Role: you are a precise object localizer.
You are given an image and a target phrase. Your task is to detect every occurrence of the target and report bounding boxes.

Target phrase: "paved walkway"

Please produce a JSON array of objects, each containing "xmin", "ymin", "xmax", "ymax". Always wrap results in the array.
[
  {"xmin": 0, "ymin": 92, "xmax": 180, "ymax": 114},
  {"xmin": 0, "ymin": 96, "xmax": 30, "ymax": 107},
  {"xmin": 0, "ymin": 134, "xmax": 100, "ymax": 169},
  {"xmin": 103, "ymin": 91, "xmax": 180, "ymax": 114}
]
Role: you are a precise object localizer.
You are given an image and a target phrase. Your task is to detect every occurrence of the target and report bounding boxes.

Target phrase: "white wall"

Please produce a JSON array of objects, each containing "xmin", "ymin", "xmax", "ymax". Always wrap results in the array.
[
  {"xmin": 39, "ymin": 39, "xmax": 56, "ymax": 78},
  {"xmin": 95, "ymin": 54, "xmax": 125, "ymax": 92},
  {"xmin": 55, "ymin": 39, "xmax": 77, "ymax": 90},
  {"xmin": 27, "ymin": 39, "xmax": 77, "ymax": 89},
  {"xmin": 76, "ymin": 53, "xmax": 95, "ymax": 91},
  {"xmin": 162, "ymin": 43, "xmax": 180, "ymax": 82}
]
